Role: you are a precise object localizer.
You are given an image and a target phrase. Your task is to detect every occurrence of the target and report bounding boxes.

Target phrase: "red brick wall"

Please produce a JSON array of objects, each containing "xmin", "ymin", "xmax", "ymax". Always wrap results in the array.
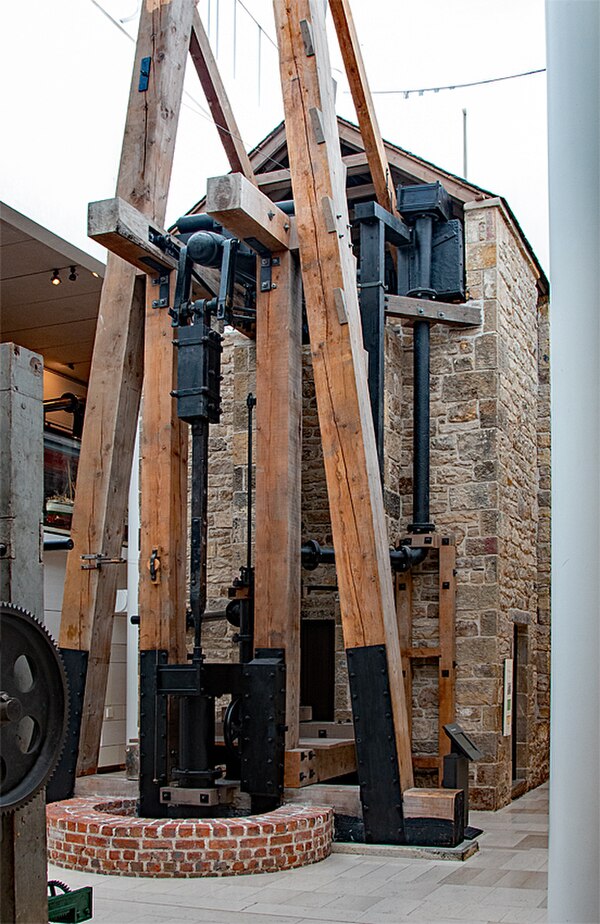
[{"xmin": 47, "ymin": 798, "xmax": 333, "ymax": 877}]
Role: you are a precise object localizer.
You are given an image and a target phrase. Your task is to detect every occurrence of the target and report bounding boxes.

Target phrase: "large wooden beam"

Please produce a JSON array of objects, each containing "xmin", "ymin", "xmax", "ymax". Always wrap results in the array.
[
  {"xmin": 189, "ymin": 10, "xmax": 256, "ymax": 184},
  {"xmin": 273, "ymin": 0, "xmax": 413, "ymax": 791},
  {"xmin": 0, "ymin": 344, "xmax": 47, "ymax": 924},
  {"xmin": 328, "ymin": 0, "xmax": 397, "ymax": 214},
  {"xmin": 139, "ymin": 277, "xmax": 188, "ymax": 660},
  {"xmin": 254, "ymin": 251, "xmax": 303, "ymax": 750},
  {"xmin": 60, "ymin": 0, "xmax": 196, "ymax": 775},
  {"xmin": 206, "ymin": 173, "xmax": 296, "ymax": 251},
  {"xmin": 385, "ymin": 294, "xmax": 482, "ymax": 327}
]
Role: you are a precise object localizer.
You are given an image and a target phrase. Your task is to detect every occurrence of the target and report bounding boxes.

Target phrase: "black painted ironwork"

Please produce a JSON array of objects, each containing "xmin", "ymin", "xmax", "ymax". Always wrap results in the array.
[
  {"xmin": 46, "ymin": 648, "xmax": 88, "ymax": 803},
  {"xmin": 240, "ymin": 649, "xmax": 286, "ymax": 814},
  {"xmin": 0, "ymin": 603, "xmax": 68, "ymax": 812},
  {"xmin": 346, "ymin": 644, "xmax": 405, "ymax": 843}
]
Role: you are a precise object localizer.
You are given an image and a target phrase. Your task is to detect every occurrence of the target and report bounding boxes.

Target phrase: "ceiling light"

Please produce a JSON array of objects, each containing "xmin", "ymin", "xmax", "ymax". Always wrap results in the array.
[
  {"xmin": 51, "ymin": 269, "xmax": 61, "ymax": 286},
  {"xmin": 91, "ymin": 271, "xmax": 100, "ymax": 278},
  {"xmin": 68, "ymin": 266, "xmax": 78, "ymax": 282}
]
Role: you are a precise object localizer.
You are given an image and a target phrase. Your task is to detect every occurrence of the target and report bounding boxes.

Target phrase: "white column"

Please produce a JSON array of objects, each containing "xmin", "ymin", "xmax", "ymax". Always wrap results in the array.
[
  {"xmin": 546, "ymin": 3, "xmax": 600, "ymax": 922},
  {"xmin": 126, "ymin": 420, "xmax": 141, "ymax": 744}
]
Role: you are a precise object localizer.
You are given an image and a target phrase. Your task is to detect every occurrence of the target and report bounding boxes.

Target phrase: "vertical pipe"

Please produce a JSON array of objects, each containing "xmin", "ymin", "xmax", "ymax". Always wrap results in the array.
[
  {"xmin": 412, "ymin": 319, "xmax": 431, "ymax": 530},
  {"xmin": 546, "ymin": 2, "xmax": 600, "ymax": 921},
  {"xmin": 409, "ymin": 214, "xmax": 434, "ymax": 532},
  {"xmin": 126, "ymin": 420, "xmax": 140, "ymax": 744},
  {"xmin": 246, "ymin": 393, "xmax": 256, "ymax": 572},
  {"xmin": 190, "ymin": 419, "xmax": 210, "ymax": 655}
]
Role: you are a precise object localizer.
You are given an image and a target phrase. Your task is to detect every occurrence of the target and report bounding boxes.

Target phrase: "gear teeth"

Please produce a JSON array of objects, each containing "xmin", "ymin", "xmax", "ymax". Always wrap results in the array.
[
  {"xmin": 0, "ymin": 602, "xmax": 69, "ymax": 813},
  {"xmin": 47, "ymin": 879, "xmax": 71, "ymax": 896}
]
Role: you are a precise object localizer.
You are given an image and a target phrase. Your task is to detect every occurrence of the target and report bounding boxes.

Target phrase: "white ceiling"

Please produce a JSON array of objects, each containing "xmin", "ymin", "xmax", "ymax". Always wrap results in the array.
[{"xmin": 0, "ymin": 204, "xmax": 105, "ymax": 385}]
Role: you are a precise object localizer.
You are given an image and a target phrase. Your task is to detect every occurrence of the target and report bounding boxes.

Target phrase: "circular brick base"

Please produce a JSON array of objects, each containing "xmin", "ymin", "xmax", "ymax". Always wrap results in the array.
[{"xmin": 47, "ymin": 798, "xmax": 333, "ymax": 877}]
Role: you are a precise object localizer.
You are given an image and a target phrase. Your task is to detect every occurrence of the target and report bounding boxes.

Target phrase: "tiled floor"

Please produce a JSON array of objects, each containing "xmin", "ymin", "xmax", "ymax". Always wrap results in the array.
[{"xmin": 49, "ymin": 783, "xmax": 548, "ymax": 924}]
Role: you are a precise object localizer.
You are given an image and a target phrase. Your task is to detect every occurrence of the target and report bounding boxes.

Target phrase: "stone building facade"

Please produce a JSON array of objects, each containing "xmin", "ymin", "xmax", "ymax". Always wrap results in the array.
[{"xmin": 198, "ymin": 125, "xmax": 550, "ymax": 811}]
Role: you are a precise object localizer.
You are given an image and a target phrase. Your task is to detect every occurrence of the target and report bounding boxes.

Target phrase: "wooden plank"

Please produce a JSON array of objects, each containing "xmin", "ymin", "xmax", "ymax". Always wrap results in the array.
[
  {"xmin": 88, "ymin": 197, "xmax": 180, "ymax": 275},
  {"xmin": 438, "ymin": 542, "xmax": 457, "ymax": 766},
  {"xmin": 403, "ymin": 787, "xmax": 462, "ymax": 820},
  {"xmin": 0, "ymin": 344, "xmax": 44, "ymax": 619},
  {"xmin": 60, "ymin": 261, "xmax": 143, "ymax": 645},
  {"xmin": 206, "ymin": 173, "xmax": 295, "ymax": 251},
  {"xmin": 328, "ymin": 0, "xmax": 397, "ymax": 214},
  {"xmin": 189, "ymin": 10, "xmax": 256, "ymax": 184},
  {"xmin": 138, "ymin": 275, "xmax": 188, "ymax": 659},
  {"xmin": 284, "ymin": 747, "xmax": 317, "ymax": 787},
  {"xmin": 385, "ymin": 294, "xmax": 482, "ymax": 327},
  {"xmin": 284, "ymin": 738, "xmax": 357, "ymax": 787},
  {"xmin": 298, "ymin": 721, "xmax": 355, "ymax": 739},
  {"xmin": 274, "ymin": 0, "xmax": 413, "ymax": 792},
  {"xmin": 60, "ymin": 0, "xmax": 196, "ymax": 775},
  {"xmin": 395, "ymin": 571, "xmax": 413, "ymax": 740},
  {"xmin": 413, "ymin": 755, "xmax": 441, "ymax": 770},
  {"xmin": 254, "ymin": 252, "xmax": 302, "ymax": 749},
  {"xmin": 0, "ymin": 345, "xmax": 47, "ymax": 924},
  {"xmin": 312, "ymin": 738, "xmax": 356, "ymax": 782},
  {"xmin": 406, "ymin": 646, "xmax": 441, "ymax": 660}
]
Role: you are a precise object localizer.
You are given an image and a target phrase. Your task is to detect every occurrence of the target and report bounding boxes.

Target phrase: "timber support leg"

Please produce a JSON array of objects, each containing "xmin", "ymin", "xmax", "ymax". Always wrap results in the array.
[{"xmin": 347, "ymin": 645, "xmax": 405, "ymax": 843}]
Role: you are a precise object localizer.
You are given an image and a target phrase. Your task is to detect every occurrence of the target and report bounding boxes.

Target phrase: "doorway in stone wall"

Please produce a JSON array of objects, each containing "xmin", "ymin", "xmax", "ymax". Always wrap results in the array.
[
  {"xmin": 512, "ymin": 623, "xmax": 529, "ymax": 795},
  {"xmin": 300, "ymin": 619, "xmax": 335, "ymax": 721}
]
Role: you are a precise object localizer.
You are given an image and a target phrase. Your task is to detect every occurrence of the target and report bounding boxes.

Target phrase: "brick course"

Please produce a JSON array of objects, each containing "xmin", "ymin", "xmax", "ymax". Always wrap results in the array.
[{"xmin": 47, "ymin": 799, "xmax": 333, "ymax": 877}]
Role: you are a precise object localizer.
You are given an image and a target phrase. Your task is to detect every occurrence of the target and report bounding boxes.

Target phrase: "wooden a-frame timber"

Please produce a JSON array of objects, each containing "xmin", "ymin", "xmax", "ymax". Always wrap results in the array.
[
  {"xmin": 273, "ymin": 0, "xmax": 413, "ymax": 792},
  {"xmin": 59, "ymin": 0, "xmax": 257, "ymax": 776},
  {"xmin": 62, "ymin": 0, "xmax": 415, "ymax": 797}
]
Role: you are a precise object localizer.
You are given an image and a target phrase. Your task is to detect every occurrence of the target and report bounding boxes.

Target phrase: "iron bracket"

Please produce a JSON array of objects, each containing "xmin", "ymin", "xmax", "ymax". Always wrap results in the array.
[
  {"xmin": 80, "ymin": 553, "xmax": 125, "ymax": 571},
  {"xmin": 151, "ymin": 272, "xmax": 171, "ymax": 309}
]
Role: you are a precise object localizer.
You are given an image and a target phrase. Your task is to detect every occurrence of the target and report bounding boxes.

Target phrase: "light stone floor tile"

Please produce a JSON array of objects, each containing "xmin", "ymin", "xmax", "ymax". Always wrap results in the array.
[
  {"xmin": 355, "ymin": 896, "xmax": 424, "ymax": 922},
  {"xmin": 48, "ymin": 782, "xmax": 551, "ymax": 924},
  {"xmin": 320, "ymin": 892, "xmax": 381, "ymax": 912},
  {"xmin": 243, "ymin": 901, "xmax": 363, "ymax": 922},
  {"xmin": 486, "ymin": 886, "xmax": 548, "ymax": 906},
  {"xmin": 244, "ymin": 888, "xmax": 334, "ymax": 908},
  {"xmin": 500, "ymin": 906, "xmax": 547, "ymax": 923},
  {"xmin": 494, "ymin": 870, "xmax": 547, "ymax": 890},
  {"xmin": 498, "ymin": 849, "xmax": 549, "ymax": 871},
  {"xmin": 447, "ymin": 901, "xmax": 511, "ymax": 923}
]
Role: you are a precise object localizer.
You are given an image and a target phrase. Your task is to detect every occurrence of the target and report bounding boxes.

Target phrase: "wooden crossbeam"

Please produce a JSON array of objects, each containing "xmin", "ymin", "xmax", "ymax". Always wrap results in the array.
[
  {"xmin": 328, "ymin": 0, "xmax": 398, "ymax": 214},
  {"xmin": 254, "ymin": 251, "xmax": 303, "ymax": 750},
  {"xmin": 189, "ymin": 10, "xmax": 256, "ymax": 184},
  {"xmin": 385, "ymin": 294, "xmax": 482, "ymax": 327},
  {"xmin": 88, "ymin": 197, "xmax": 180, "ymax": 275},
  {"xmin": 206, "ymin": 173, "xmax": 296, "ymax": 251},
  {"xmin": 60, "ymin": 0, "xmax": 196, "ymax": 775},
  {"xmin": 274, "ymin": 0, "xmax": 413, "ymax": 792}
]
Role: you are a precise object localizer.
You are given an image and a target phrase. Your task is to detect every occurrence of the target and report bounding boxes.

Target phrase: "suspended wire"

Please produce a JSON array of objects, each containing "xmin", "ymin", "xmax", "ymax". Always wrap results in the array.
[
  {"xmin": 235, "ymin": 0, "xmax": 278, "ymax": 50},
  {"xmin": 88, "ymin": 0, "xmax": 289, "ymax": 173},
  {"xmin": 368, "ymin": 67, "xmax": 546, "ymax": 98}
]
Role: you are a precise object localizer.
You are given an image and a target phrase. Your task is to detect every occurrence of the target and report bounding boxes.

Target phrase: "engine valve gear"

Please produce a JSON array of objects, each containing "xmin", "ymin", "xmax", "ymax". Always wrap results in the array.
[{"xmin": 0, "ymin": 602, "xmax": 68, "ymax": 812}]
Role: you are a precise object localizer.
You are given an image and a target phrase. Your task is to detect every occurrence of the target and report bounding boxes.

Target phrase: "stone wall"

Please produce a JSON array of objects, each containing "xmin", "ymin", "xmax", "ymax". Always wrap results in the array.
[{"xmin": 202, "ymin": 198, "xmax": 550, "ymax": 810}]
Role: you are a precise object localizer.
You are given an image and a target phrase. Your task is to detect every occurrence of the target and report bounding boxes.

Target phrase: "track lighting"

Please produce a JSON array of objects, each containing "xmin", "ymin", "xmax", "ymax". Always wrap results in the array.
[
  {"xmin": 68, "ymin": 266, "xmax": 78, "ymax": 282},
  {"xmin": 51, "ymin": 269, "xmax": 61, "ymax": 286}
]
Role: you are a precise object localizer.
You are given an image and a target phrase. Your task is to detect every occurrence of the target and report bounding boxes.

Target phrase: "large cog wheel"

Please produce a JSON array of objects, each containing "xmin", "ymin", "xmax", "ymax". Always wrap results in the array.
[{"xmin": 0, "ymin": 602, "xmax": 68, "ymax": 812}]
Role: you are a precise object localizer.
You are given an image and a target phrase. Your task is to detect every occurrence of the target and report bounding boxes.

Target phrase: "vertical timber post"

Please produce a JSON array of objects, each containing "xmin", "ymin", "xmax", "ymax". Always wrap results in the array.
[
  {"xmin": 254, "ymin": 251, "xmax": 303, "ymax": 750},
  {"xmin": 59, "ymin": 0, "xmax": 196, "ymax": 779},
  {"xmin": 0, "ymin": 343, "xmax": 47, "ymax": 924},
  {"xmin": 274, "ymin": 0, "xmax": 414, "ymax": 841}
]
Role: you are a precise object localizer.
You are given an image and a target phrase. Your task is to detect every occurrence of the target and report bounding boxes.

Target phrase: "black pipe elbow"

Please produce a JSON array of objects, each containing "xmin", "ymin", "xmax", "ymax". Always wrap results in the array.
[
  {"xmin": 186, "ymin": 230, "xmax": 227, "ymax": 267},
  {"xmin": 390, "ymin": 545, "xmax": 429, "ymax": 572}
]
